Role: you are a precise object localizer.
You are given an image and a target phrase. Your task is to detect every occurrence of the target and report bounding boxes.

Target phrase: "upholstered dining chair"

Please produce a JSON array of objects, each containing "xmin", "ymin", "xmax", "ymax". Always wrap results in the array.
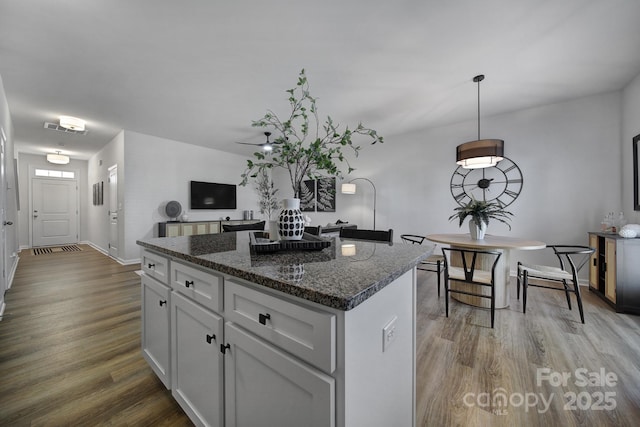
[
  {"xmin": 339, "ymin": 227, "xmax": 393, "ymax": 243},
  {"xmin": 400, "ymin": 234, "xmax": 444, "ymax": 297},
  {"xmin": 517, "ymin": 245, "xmax": 595, "ymax": 324},
  {"xmin": 441, "ymin": 247, "xmax": 502, "ymax": 328},
  {"xmin": 304, "ymin": 226, "xmax": 321, "ymax": 236}
]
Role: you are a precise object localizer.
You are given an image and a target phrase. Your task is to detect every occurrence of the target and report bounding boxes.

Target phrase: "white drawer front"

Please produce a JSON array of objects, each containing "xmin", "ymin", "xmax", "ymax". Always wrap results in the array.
[
  {"xmin": 171, "ymin": 261, "xmax": 223, "ymax": 313},
  {"xmin": 141, "ymin": 249, "xmax": 170, "ymax": 284},
  {"xmin": 225, "ymin": 280, "xmax": 336, "ymax": 373}
]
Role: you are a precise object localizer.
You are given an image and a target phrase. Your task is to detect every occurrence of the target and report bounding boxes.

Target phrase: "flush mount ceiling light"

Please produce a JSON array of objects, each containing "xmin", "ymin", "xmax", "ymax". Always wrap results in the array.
[
  {"xmin": 456, "ymin": 75, "xmax": 504, "ymax": 169},
  {"xmin": 46, "ymin": 151, "xmax": 70, "ymax": 164},
  {"xmin": 59, "ymin": 115, "xmax": 86, "ymax": 132}
]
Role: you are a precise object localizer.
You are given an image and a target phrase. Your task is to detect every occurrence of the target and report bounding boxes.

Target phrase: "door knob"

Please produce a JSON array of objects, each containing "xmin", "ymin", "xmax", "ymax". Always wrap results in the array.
[{"xmin": 3, "ymin": 221, "xmax": 13, "ymax": 225}]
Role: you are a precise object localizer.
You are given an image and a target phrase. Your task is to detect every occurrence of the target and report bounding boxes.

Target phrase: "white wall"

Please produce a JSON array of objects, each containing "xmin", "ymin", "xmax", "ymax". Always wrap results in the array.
[
  {"xmin": 120, "ymin": 131, "xmax": 257, "ymax": 262},
  {"xmin": 12, "ymin": 77, "xmax": 640, "ymax": 278},
  {"xmin": 302, "ymin": 91, "xmax": 623, "ymax": 274},
  {"xmin": 0, "ymin": 74, "xmax": 19, "ymax": 314},
  {"xmin": 87, "ymin": 130, "xmax": 125, "ymax": 256},
  {"xmin": 622, "ymin": 72, "xmax": 640, "ymax": 224}
]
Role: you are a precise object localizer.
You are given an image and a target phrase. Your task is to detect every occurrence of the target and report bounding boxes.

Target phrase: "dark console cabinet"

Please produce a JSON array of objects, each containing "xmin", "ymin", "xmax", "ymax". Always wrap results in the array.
[{"xmin": 588, "ymin": 232, "xmax": 640, "ymax": 314}]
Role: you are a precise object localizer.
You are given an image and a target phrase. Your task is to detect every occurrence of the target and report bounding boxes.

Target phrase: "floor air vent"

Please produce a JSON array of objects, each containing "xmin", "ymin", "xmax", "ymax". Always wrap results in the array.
[{"xmin": 32, "ymin": 245, "xmax": 83, "ymax": 255}]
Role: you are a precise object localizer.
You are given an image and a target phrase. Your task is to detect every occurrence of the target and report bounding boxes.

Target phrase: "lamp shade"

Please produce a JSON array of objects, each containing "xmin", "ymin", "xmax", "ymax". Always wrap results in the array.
[
  {"xmin": 341, "ymin": 244, "xmax": 356, "ymax": 257},
  {"xmin": 47, "ymin": 152, "xmax": 70, "ymax": 164},
  {"xmin": 456, "ymin": 139, "xmax": 504, "ymax": 169},
  {"xmin": 59, "ymin": 116, "xmax": 86, "ymax": 131},
  {"xmin": 341, "ymin": 183, "xmax": 356, "ymax": 194}
]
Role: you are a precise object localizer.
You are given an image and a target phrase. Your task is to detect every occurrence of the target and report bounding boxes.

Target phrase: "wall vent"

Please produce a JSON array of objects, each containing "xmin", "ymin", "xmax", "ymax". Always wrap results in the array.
[{"xmin": 44, "ymin": 122, "xmax": 88, "ymax": 135}]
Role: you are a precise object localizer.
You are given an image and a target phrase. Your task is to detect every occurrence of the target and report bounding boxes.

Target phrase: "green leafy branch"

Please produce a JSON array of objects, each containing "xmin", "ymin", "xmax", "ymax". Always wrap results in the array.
[{"xmin": 240, "ymin": 69, "xmax": 383, "ymax": 198}]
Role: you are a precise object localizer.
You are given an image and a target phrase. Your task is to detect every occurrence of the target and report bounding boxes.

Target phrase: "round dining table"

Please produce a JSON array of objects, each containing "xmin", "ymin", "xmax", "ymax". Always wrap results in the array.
[{"xmin": 426, "ymin": 233, "xmax": 546, "ymax": 309}]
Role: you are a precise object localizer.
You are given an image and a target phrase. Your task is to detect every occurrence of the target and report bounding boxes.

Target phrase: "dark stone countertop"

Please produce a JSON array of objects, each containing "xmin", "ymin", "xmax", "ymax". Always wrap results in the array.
[{"xmin": 137, "ymin": 231, "xmax": 433, "ymax": 311}]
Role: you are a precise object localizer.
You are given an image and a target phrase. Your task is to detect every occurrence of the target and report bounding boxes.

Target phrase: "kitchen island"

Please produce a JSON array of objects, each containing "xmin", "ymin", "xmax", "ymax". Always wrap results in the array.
[{"xmin": 137, "ymin": 232, "xmax": 432, "ymax": 427}]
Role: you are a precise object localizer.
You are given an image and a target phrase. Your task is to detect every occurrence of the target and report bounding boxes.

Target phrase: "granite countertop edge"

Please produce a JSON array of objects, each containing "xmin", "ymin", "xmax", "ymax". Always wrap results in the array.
[{"xmin": 137, "ymin": 239, "xmax": 429, "ymax": 311}]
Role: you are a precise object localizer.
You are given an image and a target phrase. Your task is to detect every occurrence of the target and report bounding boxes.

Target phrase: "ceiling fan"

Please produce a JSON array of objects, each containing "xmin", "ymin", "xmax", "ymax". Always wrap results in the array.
[{"xmin": 235, "ymin": 131, "xmax": 281, "ymax": 151}]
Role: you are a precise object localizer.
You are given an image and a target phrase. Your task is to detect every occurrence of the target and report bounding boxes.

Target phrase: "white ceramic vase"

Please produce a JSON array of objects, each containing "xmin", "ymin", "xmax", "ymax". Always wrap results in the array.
[
  {"xmin": 278, "ymin": 198, "xmax": 305, "ymax": 240},
  {"xmin": 268, "ymin": 220, "xmax": 280, "ymax": 241},
  {"xmin": 469, "ymin": 219, "xmax": 487, "ymax": 240}
]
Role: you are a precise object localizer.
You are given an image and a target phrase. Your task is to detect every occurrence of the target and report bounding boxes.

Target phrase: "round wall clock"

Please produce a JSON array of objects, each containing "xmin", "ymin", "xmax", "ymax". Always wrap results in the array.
[{"xmin": 450, "ymin": 157, "xmax": 523, "ymax": 207}]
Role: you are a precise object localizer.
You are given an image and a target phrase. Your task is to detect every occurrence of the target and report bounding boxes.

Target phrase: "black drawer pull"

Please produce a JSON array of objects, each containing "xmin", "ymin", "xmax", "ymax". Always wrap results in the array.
[
  {"xmin": 220, "ymin": 343, "xmax": 231, "ymax": 354},
  {"xmin": 259, "ymin": 313, "xmax": 271, "ymax": 325},
  {"xmin": 147, "ymin": 263, "xmax": 155, "ymax": 269},
  {"xmin": 159, "ymin": 300, "xmax": 167, "ymax": 307},
  {"xmin": 185, "ymin": 280, "xmax": 194, "ymax": 288},
  {"xmin": 206, "ymin": 334, "xmax": 216, "ymax": 344}
]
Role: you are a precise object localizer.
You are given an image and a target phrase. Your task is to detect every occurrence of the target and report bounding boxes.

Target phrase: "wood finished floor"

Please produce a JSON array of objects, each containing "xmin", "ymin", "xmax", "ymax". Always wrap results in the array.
[{"xmin": 1, "ymin": 245, "xmax": 639, "ymax": 426}]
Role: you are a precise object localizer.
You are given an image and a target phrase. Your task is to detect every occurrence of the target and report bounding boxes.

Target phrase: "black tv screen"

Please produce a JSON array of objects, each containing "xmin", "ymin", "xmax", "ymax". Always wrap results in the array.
[{"xmin": 190, "ymin": 181, "xmax": 237, "ymax": 210}]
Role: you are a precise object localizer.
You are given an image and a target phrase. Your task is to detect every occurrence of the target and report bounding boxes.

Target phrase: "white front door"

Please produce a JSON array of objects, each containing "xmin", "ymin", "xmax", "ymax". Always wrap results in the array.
[
  {"xmin": 32, "ymin": 178, "xmax": 78, "ymax": 247},
  {"xmin": 108, "ymin": 165, "xmax": 118, "ymax": 258}
]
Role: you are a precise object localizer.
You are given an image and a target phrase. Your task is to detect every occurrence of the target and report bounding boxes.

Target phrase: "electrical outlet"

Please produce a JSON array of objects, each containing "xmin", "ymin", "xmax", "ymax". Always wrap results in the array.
[{"xmin": 382, "ymin": 316, "xmax": 398, "ymax": 352}]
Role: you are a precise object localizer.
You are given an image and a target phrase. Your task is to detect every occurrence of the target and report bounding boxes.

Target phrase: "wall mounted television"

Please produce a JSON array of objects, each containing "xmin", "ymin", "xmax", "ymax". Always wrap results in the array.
[{"xmin": 190, "ymin": 181, "xmax": 237, "ymax": 210}]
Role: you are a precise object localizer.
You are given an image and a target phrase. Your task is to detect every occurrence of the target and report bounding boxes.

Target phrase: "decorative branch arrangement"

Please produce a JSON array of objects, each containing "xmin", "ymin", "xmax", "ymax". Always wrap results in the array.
[
  {"xmin": 240, "ymin": 69, "xmax": 383, "ymax": 198},
  {"xmin": 255, "ymin": 169, "xmax": 279, "ymax": 220}
]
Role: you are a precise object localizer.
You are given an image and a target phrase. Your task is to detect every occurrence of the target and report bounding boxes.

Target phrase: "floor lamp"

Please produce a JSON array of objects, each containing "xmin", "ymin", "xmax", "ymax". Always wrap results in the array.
[{"xmin": 341, "ymin": 178, "xmax": 376, "ymax": 229}]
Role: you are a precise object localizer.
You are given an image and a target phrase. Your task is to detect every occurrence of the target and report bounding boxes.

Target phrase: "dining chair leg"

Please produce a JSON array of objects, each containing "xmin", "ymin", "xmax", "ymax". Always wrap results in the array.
[
  {"xmin": 573, "ymin": 276, "xmax": 586, "ymax": 324},
  {"xmin": 444, "ymin": 277, "xmax": 449, "ymax": 318},
  {"xmin": 490, "ymin": 286, "xmax": 495, "ymax": 329},
  {"xmin": 522, "ymin": 269, "xmax": 528, "ymax": 314},
  {"xmin": 436, "ymin": 261, "xmax": 441, "ymax": 297},
  {"xmin": 516, "ymin": 262, "xmax": 522, "ymax": 300},
  {"xmin": 561, "ymin": 279, "xmax": 573, "ymax": 310}
]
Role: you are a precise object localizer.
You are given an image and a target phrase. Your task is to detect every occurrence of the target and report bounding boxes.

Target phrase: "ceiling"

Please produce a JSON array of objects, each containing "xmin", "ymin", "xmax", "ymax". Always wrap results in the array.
[{"xmin": 2, "ymin": 0, "xmax": 640, "ymax": 161}]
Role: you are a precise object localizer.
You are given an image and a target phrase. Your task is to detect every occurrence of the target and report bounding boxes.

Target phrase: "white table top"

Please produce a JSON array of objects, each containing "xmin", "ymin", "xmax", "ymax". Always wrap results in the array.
[{"xmin": 426, "ymin": 233, "xmax": 546, "ymax": 251}]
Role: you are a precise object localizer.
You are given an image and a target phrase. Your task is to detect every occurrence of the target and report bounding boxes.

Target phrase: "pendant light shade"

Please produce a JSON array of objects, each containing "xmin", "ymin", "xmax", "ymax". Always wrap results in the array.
[
  {"xmin": 456, "ymin": 75, "xmax": 504, "ymax": 169},
  {"xmin": 47, "ymin": 151, "xmax": 70, "ymax": 164}
]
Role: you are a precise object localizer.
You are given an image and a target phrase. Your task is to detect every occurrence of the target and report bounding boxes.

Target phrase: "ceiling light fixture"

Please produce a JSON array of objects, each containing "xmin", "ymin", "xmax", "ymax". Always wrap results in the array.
[
  {"xmin": 46, "ymin": 151, "xmax": 70, "ymax": 164},
  {"xmin": 456, "ymin": 75, "xmax": 504, "ymax": 169},
  {"xmin": 59, "ymin": 115, "xmax": 86, "ymax": 132}
]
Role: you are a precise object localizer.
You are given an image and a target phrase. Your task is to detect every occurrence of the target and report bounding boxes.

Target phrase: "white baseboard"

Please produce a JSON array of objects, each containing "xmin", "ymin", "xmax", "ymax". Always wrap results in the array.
[{"xmin": 6, "ymin": 255, "xmax": 19, "ymax": 290}]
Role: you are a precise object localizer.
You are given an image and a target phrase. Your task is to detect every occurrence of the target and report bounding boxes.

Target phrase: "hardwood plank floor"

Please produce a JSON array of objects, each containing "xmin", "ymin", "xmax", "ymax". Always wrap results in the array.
[
  {"xmin": 1, "ymin": 245, "xmax": 639, "ymax": 426},
  {"xmin": 415, "ymin": 270, "xmax": 640, "ymax": 427},
  {"xmin": 0, "ymin": 246, "xmax": 191, "ymax": 427}
]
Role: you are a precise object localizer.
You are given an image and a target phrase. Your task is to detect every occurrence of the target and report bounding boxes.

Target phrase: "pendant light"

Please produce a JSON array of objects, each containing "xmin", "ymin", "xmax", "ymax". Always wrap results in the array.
[{"xmin": 456, "ymin": 75, "xmax": 504, "ymax": 169}]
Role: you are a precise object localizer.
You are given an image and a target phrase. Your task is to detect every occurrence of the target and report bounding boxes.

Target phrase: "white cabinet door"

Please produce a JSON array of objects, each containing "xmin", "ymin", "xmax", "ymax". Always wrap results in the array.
[
  {"xmin": 171, "ymin": 292, "xmax": 224, "ymax": 427},
  {"xmin": 141, "ymin": 275, "xmax": 171, "ymax": 388},
  {"xmin": 224, "ymin": 322, "xmax": 335, "ymax": 427}
]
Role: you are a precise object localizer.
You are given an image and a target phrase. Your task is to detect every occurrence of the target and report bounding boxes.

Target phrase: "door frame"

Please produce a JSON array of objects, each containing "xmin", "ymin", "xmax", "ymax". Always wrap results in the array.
[
  {"xmin": 108, "ymin": 164, "xmax": 118, "ymax": 259},
  {"xmin": 28, "ymin": 165, "xmax": 80, "ymax": 248}
]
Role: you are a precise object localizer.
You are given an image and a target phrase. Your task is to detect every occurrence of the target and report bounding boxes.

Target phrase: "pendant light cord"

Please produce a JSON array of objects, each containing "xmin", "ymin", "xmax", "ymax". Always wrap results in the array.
[{"xmin": 477, "ymin": 78, "xmax": 481, "ymax": 140}]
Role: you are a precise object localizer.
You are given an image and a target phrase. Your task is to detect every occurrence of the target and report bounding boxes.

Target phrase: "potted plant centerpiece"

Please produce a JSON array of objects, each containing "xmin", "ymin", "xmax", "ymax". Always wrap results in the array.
[
  {"xmin": 240, "ymin": 69, "xmax": 383, "ymax": 240},
  {"xmin": 448, "ymin": 198, "xmax": 513, "ymax": 240}
]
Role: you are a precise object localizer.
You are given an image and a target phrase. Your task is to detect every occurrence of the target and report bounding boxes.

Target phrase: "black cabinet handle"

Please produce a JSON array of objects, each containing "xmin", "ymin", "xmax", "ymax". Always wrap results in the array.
[
  {"xmin": 185, "ymin": 280, "xmax": 194, "ymax": 288},
  {"xmin": 220, "ymin": 343, "xmax": 231, "ymax": 354},
  {"xmin": 206, "ymin": 334, "xmax": 216, "ymax": 344},
  {"xmin": 147, "ymin": 263, "xmax": 155, "ymax": 269},
  {"xmin": 159, "ymin": 300, "xmax": 167, "ymax": 307},
  {"xmin": 593, "ymin": 258, "xmax": 597, "ymax": 267},
  {"xmin": 259, "ymin": 313, "xmax": 271, "ymax": 325}
]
